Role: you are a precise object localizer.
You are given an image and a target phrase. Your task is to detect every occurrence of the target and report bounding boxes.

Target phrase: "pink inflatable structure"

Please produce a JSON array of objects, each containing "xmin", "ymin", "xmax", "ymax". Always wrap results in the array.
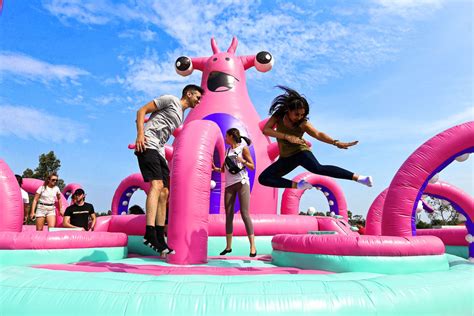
[
  {"xmin": 366, "ymin": 181, "xmax": 473, "ymax": 236},
  {"xmin": 143, "ymin": 37, "xmax": 334, "ymax": 264},
  {"xmin": 281, "ymin": 172, "xmax": 349, "ymax": 220},
  {"xmin": 111, "ymin": 173, "xmax": 150, "ymax": 215},
  {"xmin": 367, "ymin": 122, "xmax": 473, "ymax": 257},
  {"xmin": 0, "ymin": 159, "xmax": 126, "ymax": 255},
  {"xmin": 62, "ymin": 183, "xmax": 83, "ymax": 201}
]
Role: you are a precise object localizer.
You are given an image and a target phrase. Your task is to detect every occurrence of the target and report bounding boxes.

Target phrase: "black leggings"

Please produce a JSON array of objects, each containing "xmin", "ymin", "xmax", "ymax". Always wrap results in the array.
[{"xmin": 258, "ymin": 150, "xmax": 354, "ymax": 188}]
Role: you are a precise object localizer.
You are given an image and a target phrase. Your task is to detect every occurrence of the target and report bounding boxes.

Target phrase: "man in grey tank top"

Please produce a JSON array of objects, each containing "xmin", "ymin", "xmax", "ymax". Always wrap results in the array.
[{"xmin": 135, "ymin": 84, "xmax": 204, "ymax": 254}]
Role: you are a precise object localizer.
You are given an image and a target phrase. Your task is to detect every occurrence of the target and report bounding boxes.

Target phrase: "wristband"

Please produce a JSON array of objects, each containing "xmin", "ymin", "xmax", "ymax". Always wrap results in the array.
[{"xmin": 332, "ymin": 139, "xmax": 339, "ymax": 146}]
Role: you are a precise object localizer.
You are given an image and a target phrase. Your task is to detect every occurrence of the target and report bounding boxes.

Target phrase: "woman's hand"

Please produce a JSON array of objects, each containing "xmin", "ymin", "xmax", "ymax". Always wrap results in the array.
[
  {"xmin": 335, "ymin": 140, "xmax": 359, "ymax": 149},
  {"xmin": 286, "ymin": 135, "xmax": 306, "ymax": 145},
  {"xmin": 211, "ymin": 163, "xmax": 221, "ymax": 172},
  {"xmin": 29, "ymin": 212, "xmax": 35, "ymax": 220},
  {"xmin": 236, "ymin": 156, "xmax": 246, "ymax": 164}
]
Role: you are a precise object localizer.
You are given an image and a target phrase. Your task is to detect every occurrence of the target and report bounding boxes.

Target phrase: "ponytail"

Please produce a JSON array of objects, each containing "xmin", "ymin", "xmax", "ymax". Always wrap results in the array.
[
  {"xmin": 240, "ymin": 136, "xmax": 252, "ymax": 146},
  {"xmin": 226, "ymin": 128, "xmax": 252, "ymax": 146}
]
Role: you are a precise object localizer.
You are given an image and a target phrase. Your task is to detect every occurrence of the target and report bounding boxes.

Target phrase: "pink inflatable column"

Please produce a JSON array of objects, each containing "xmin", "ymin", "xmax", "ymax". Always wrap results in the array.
[
  {"xmin": 0, "ymin": 159, "xmax": 23, "ymax": 232},
  {"xmin": 167, "ymin": 120, "xmax": 225, "ymax": 264}
]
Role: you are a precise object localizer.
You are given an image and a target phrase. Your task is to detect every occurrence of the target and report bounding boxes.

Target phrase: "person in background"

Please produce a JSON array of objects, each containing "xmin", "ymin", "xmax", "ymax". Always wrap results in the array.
[
  {"xmin": 15, "ymin": 174, "xmax": 29, "ymax": 224},
  {"xmin": 63, "ymin": 188, "xmax": 96, "ymax": 231},
  {"xmin": 30, "ymin": 173, "xmax": 63, "ymax": 231},
  {"xmin": 129, "ymin": 205, "xmax": 145, "ymax": 215}
]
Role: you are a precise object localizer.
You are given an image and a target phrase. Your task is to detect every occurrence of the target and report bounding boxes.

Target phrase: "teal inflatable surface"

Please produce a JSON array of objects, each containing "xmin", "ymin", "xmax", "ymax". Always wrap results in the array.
[{"xmin": 0, "ymin": 255, "xmax": 472, "ymax": 315}]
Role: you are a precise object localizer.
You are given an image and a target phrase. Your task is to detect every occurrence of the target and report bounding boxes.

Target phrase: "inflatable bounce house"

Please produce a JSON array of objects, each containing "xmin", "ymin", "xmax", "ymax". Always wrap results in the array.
[{"xmin": 0, "ymin": 37, "xmax": 472, "ymax": 315}]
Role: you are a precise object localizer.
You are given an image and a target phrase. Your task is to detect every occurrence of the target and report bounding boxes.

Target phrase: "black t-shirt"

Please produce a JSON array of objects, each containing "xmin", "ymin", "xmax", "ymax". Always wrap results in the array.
[{"xmin": 64, "ymin": 202, "xmax": 95, "ymax": 231}]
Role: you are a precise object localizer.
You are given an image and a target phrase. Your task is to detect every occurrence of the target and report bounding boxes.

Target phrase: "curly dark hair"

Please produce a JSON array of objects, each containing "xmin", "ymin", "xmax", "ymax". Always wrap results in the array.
[{"xmin": 269, "ymin": 86, "xmax": 309, "ymax": 124}]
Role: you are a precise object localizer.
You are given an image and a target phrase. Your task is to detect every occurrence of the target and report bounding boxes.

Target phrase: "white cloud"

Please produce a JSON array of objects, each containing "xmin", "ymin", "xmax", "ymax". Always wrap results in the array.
[
  {"xmin": 371, "ymin": 0, "xmax": 444, "ymax": 19},
  {"xmin": 118, "ymin": 29, "xmax": 157, "ymax": 42},
  {"xmin": 0, "ymin": 104, "xmax": 87, "ymax": 143},
  {"xmin": 42, "ymin": 0, "xmax": 445, "ymax": 91},
  {"xmin": 118, "ymin": 50, "xmax": 196, "ymax": 97},
  {"xmin": 0, "ymin": 52, "xmax": 89, "ymax": 84}
]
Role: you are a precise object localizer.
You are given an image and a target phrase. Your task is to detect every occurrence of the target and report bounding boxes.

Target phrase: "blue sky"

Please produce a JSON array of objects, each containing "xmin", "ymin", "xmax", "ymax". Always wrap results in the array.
[{"xmin": 0, "ymin": 0, "xmax": 472, "ymax": 216}]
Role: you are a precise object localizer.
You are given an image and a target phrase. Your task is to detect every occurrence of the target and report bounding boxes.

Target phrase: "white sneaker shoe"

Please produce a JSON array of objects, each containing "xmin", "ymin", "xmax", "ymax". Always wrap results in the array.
[
  {"xmin": 297, "ymin": 180, "xmax": 313, "ymax": 190},
  {"xmin": 357, "ymin": 175, "xmax": 373, "ymax": 187}
]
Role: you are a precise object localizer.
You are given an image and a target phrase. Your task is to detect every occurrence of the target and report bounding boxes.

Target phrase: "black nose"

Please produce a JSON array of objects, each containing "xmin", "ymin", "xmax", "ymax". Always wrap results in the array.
[
  {"xmin": 175, "ymin": 56, "xmax": 191, "ymax": 71},
  {"xmin": 256, "ymin": 51, "xmax": 272, "ymax": 64}
]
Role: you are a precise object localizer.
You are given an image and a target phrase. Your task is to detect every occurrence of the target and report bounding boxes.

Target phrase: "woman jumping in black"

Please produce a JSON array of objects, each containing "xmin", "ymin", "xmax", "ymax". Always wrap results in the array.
[{"xmin": 259, "ymin": 86, "xmax": 373, "ymax": 190}]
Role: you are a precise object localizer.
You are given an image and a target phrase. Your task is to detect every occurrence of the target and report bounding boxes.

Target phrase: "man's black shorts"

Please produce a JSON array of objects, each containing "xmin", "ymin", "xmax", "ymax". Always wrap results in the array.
[{"xmin": 135, "ymin": 149, "xmax": 169, "ymax": 187}]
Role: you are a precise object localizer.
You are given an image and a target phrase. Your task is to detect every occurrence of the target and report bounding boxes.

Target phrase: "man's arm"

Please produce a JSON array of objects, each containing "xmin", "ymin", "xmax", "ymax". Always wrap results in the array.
[
  {"xmin": 89, "ymin": 213, "xmax": 97, "ymax": 231},
  {"xmin": 62, "ymin": 216, "xmax": 78, "ymax": 228},
  {"xmin": 135, "ymin": 101, "xmax": 159, "ymax": 152}
]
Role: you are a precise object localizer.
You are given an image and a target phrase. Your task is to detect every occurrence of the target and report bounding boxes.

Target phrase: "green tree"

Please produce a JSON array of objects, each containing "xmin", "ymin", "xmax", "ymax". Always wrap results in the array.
[
  {"xmin": 22, "ymin": 151, "xmax": 65, "ymax": 190},
  {"xmin": 425, "ymin": 197, "xmax": 459, "ymax": 227}
]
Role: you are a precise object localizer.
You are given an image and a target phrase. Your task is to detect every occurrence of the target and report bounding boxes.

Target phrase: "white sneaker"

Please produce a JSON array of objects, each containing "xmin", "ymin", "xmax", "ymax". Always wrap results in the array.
[
  {"xmin": 297, "ymin": 180, "xmax": 313, "ymax": 190},
  {"xmin": 357, "ymin": 175, "xmax": 373, "ymax": 187}
]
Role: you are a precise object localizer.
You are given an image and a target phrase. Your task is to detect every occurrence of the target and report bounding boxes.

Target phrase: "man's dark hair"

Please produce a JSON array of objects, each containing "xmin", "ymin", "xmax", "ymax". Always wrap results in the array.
[
  {"xmin": 15, "ymin": 174, "xmax": 22, "ymax": 186},
  {"xmin": 182, "ymin": 84, "xmax": 204, "ymax": 98},
  {"xmin": 72, "ymin": 188, "xmax": 85, "ymax": 197},
  {"xmin": 129, "ymin": 205, "xmax": 145, "ymax": 215}
]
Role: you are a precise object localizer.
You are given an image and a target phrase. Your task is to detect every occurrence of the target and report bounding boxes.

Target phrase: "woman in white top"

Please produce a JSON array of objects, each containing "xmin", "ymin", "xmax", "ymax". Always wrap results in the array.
[
  {"xmin": 213, "ymin": 128, "xmax": 257, "ymax": 257},
  {"xmin": 30, "ymin": 173, "xmax": 63, "ymax": 231}
]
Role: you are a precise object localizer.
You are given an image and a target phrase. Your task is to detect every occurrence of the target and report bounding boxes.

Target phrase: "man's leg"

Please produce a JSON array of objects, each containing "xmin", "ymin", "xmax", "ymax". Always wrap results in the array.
[
  {"xmin": 155, "ymin": 187, "xmax": 168, "ymax": 227},
  {"xmin": 143, "ymin": 179, "xmax": 167, "ymax": 252},
  {"xmin": 155, "ymin": 187, "xmax": 174, "ymax": 254}
]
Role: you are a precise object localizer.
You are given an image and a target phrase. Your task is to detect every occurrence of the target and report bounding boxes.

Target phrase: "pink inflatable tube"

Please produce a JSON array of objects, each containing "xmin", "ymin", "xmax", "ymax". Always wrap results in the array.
[
  {"xmin": 111, "ymin": 173, "xmax": 150, "ymax": 215},
  {"xmin": 0, "ymin": 231, "xmax": 127, "ymax": 250},
  {"xmin": 21, "ymin": 178, "xmax": 68, "ymax": 227},
  {"xmin": 62, "ymin": 183, "xmax": 82, "ymax": 201},
  {"xmin": 167, "ymin": 120, "xmax": 225, "ymax": 264},
  {"xmin": 272, "ymin": 234, "xmax": 445, "ymax": 256},
  {"xmin": 281, "ymin": 172, "xmax": 348, "ymax": 220},
  {"xmin": 382, "ymin": 122, "xmax": 473, "ymax": 237},
  {"xmin": 417, "ymin": 228, "xmax": 468, "ymax": 246},
  {"xmin": 366, "ymin": 182, "xmax": 473, "ymax": 236},
  {"xmin": 95, "ymin": 214, "xmax": 318, "ymax": 236}
]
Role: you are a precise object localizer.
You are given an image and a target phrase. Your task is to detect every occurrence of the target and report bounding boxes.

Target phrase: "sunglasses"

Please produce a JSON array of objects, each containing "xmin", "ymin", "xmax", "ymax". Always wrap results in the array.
[{"xmin": 50, "ymin": 179, "xmax": 58, "ymax": 182}]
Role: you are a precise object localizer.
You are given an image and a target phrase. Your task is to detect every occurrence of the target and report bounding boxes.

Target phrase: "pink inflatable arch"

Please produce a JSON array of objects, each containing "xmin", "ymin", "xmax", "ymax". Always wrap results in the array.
[
  {"xmin": 111, "ymin": 173, "xmax": 150, "ymax": 215},
  {"xmin": 280, "ymin": 172, "xmax": 348, "ymax": 220},
  {"xmin": 62, "ymin": 183, "xmax": 83, "ymax": 201},
  {"xmin": 366, "ymin": 181, "xmax": 473, "ymax": 236},
  {"xmin": 22, "ymin": 178, "xmax": 68, "ymax": 227},
  {"xmin": 382, "ymin": 122, "xmax": 473, "ymax": 235}
]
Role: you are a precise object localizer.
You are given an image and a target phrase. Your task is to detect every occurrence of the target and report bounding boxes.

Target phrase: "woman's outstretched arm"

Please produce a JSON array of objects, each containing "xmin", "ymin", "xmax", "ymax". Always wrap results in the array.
[{"xmin": 302, "ymin": 121, "xmax": 358, "ymax": 149}]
